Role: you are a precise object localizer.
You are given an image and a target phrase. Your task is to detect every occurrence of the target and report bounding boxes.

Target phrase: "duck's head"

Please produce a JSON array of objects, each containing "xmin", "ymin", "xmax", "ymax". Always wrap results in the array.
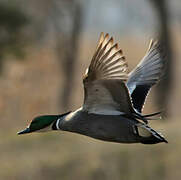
[
  {"xmin": 17, "ymin": 115, "xmax": 60, "ymax": 135},
  {"xmin": 18, "ymin": 112, "xmax": 71, "ymax": 135}
]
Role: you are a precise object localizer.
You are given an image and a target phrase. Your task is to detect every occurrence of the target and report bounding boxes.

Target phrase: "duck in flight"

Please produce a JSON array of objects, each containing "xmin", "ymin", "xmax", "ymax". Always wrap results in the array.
[{"xmin": 18, "ymin": 33, "xmax": 168, "ymax": 144}]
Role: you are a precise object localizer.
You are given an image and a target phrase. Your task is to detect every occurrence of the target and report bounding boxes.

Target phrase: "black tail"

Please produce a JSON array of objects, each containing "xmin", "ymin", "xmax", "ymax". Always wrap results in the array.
[
  {"xmin": 142, "ymin": 111, "xmax": 162, "ymax": 118},
  {"xmin": 133, "ymin": 111, "xmax": 162, "ymax": 124},
  {"xmin": 140, "ymin": 124, "xmax": 168, "ymax": 144},
  {"xmin": 141, "ymin": 135, "xmax": 168, "ymax": 144},
  {"xmin": 135, "ymin": 123, "xmax": 168, "ymax": 144}
]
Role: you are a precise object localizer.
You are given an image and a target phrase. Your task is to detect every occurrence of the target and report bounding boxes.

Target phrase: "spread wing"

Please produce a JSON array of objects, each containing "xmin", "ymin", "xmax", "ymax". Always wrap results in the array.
[
  {"xmin": 126, "ymin": 40, "xmax": 166, "ymax": 113},
  {"xmin": 82, "ymin": 32, "xmax": 135, "ymax": 115}
]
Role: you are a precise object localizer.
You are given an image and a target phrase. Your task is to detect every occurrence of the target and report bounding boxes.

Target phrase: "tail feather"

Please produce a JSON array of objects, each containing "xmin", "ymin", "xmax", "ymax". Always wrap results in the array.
[
  {"xmin": 133, "ymin": 111, "xmax": 162, "ymax": 124},
  {"xmin": 135, "ymin": 123, "xmax": 168, "ymax": 144},
  {"xmin": 142, "ymin": 111, "xmax": 162, "ymax": 118}
]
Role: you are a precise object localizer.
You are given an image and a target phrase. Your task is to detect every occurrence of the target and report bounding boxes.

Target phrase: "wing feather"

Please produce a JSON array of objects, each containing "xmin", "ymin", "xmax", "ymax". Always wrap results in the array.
[
  {"xmin": 126, "ymin": 40, "xmax": 166, "ymax": 113},
  {"xmin": 84, "ymin": 33, "xmax": 128, "ymax": 82},
  {"xmin": 83, "ymin": 33, "xmax": 134, "ymax": 115}
]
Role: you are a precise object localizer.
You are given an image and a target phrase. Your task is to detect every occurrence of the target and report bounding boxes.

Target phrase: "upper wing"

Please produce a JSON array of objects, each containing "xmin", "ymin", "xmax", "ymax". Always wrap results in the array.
[
  {"xmin": 83, "ymin": 32, "xmax": 134, "ymax": 115},
  {"xmin": 126, "ymin": 40, "xmax": 166, "ymax": 113}
]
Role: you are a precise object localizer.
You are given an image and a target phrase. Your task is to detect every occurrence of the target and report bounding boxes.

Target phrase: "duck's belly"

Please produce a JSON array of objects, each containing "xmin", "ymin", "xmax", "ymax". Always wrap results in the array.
[
  {"xmin": 62, "ymin": 112, "xmax": 140, "ymax": 143},
  {"xmin": 84, "ymin": 117, "xmax": 139, "ymax": 143}
]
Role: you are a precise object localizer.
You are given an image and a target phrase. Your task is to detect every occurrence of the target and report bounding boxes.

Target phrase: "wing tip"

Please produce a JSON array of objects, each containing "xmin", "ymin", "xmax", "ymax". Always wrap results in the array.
[
  {"xmin": 86, "ymin": 32, "xmax": 128, "ymax": 81},
  {"xmin": 121, "ymin": 55, "xmax": 125, "ymax": 60},
  {"xmin": 98, "ymin": 32, "xmax": 105, "ymax": 45},
  {"xmin": 100, "ymin": 32, "xmax": 104, "ymax": 37},
  {"xmin": 117, "ymin": 49, "xmax": 123, "ymax": 55},
  {"xmin": 109, "ymin": 37, "xmax": 114, "ymax": 45},
  {"xmin": 105, "ymin": 33, "xmax": 109, "ymax": 39},
  {"xmin": 115, "ymin": 43, "xmax": 118, "ymax": 50},
  {"xmin": 148, "ymin": 38, "xmax": 162, "ymax": 52}
]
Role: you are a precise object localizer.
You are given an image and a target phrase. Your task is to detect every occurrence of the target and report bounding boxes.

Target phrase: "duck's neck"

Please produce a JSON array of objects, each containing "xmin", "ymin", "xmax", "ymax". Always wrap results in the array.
[{"xmin": 52, "ymin": 111, "xmax": 71, "ymax": 130}]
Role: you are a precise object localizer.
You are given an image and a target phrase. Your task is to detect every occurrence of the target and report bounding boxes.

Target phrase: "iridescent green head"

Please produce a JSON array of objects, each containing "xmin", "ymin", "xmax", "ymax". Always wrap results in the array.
[{"xmin": 17, "ymin": 115, "xmax": 60, "ymax": 135}]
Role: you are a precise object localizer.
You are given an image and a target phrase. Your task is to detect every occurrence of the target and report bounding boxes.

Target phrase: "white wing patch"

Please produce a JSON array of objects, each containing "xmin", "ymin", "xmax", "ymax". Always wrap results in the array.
[{"xmin": 87, "ymin": 109, "xmax": 125, "ymax": 115}]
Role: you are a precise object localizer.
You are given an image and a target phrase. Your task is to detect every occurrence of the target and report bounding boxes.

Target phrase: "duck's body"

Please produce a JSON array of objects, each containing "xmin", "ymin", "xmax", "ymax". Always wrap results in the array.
[
  {"xmin": 58, "ymin": 109, "xmax": 138, "ymax": 143},
  {"xmin": 18, "ymin": 32, "xmax": 168, "ymax": 145},
  {"xmin": 52, "ymin": 108, "xmax": 167, "ymax": 144}
]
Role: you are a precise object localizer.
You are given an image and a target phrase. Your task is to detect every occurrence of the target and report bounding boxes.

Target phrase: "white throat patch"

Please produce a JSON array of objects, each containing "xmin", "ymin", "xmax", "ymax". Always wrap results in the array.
[{"xmin": 56, "ymin": 118, "xmax": 61, "ymax": 130}]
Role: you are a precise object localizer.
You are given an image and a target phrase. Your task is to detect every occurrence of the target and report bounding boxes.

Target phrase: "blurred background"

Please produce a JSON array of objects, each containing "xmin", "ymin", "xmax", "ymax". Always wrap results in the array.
[{"xmin": 0, "ymin": 0, "xmax": 181, "ymax": 179}]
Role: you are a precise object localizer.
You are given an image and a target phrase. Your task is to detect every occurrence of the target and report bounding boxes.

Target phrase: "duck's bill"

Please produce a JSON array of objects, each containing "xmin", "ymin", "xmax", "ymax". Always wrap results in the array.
[{"xmin": 17, "ymin": 127, "xmax": 31, "ymax": 135}]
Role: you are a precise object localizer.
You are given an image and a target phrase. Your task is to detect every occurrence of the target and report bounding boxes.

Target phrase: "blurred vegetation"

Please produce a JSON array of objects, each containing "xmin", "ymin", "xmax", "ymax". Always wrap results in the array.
[
  {"xmin": 0, "ymin": 2, "xmax": 29, "ymax": 72},
  {"xmin": 150, "ymin": 0, "xmax": 173, "ymax": 117}
]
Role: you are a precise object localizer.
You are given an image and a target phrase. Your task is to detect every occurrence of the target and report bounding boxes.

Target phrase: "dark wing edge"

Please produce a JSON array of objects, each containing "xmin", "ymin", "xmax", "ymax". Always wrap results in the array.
[{"xmin": 126, "ymin": 40, "xmax": 166, "ymax": 113}]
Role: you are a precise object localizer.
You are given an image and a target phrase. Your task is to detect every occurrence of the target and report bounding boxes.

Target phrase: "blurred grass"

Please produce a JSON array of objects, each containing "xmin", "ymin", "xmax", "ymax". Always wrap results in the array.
[{"xmin": 0, "ymin": 31, "xmax": 181, "ymax": 180}]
